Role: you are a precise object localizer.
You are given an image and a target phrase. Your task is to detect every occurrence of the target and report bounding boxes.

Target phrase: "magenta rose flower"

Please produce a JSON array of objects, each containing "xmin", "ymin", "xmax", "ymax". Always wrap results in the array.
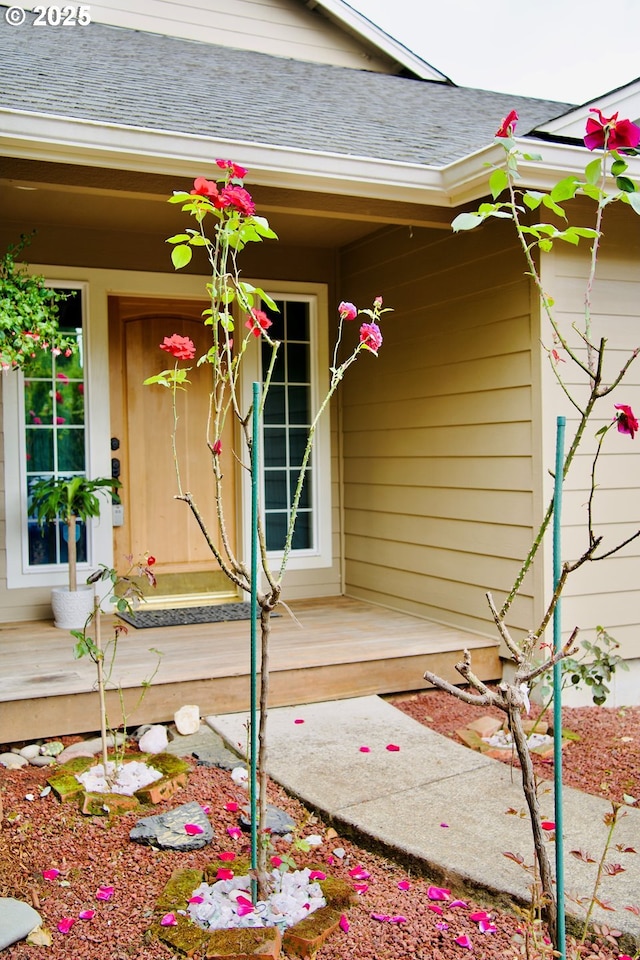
[
  {"xmin": 216, "ymin": 159, "xmax": 248, "ymax": 180},
  {"xmin": 245, "ymin": 308, "xmax": 272, "ymax": 338},
  {"xmin": 159, "ymin": 334, "xmax": 196, "ymax": 360},
  {"xmin": 495, "ymin": 110, "xmax": 518, "ymax": 138},
  {"xmin": 584, "ymin": 109, "xmax": 640, "ymax": 151},
  {"xmin": 614, "ymin": 403, "xmax": 638, "ymax": 438},
  {"xmin": 220, "ymin": 184, "xmax": 256, "ymax": 216},
  {"xmin": 338, "ymin": 301, "xmax": 358, "ymax": 321},
  {"xmin": 359, "ymin": 322, "xmax": 383, "ymax": 355}
]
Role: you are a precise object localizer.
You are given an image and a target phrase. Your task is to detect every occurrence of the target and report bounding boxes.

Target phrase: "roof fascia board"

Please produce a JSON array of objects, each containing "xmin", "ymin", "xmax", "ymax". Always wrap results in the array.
[
  {"xmin": 538, "ymin": 83, "xmax": 640, "ymax": 137},
  {"xmin": 305, "ymin": 0, "xmax": 450, "ymax": 82}
]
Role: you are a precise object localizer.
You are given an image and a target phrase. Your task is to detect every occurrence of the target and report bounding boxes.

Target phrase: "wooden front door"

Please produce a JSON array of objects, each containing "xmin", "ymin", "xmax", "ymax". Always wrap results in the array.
[{"xmin": 108, "ymin": 296, "xmax": 237, "ymax": 602}]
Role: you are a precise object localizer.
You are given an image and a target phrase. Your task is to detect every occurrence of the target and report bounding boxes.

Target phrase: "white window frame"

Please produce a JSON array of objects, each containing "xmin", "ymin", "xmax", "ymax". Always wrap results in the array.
[
  {"xmin": 3, "ymin": 278, "xmax": 111, "ymax": 589},
  {"xmin": 240, "ymin": 282, "xmax": 332, "ymax": 571}
]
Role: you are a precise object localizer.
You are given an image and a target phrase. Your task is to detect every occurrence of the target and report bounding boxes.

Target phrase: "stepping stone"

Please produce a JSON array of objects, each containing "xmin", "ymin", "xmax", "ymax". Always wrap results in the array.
[
  {"xmin": 130, "ymin": 801, "xmax": 213, "ymax": 850},
  {"xmin": 0, "ymin": 898, "xmax": 42, "ymax": 950},
  {"xmin": 239, "ymin": 804, "xmax": 295, "ymax": 836}
]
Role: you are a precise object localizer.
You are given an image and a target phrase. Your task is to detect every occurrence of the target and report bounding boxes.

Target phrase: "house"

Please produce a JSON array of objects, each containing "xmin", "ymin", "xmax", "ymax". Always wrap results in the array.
[{"xmin": 1, "ymin": 0, "xmax": 639, "ymax": 715}]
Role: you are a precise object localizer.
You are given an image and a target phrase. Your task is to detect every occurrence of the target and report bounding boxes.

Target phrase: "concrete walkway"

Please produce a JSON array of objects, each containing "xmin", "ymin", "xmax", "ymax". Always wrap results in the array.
[{"xmin": 205, "ymin": 695, "xmax": 640, "ymax": 946}]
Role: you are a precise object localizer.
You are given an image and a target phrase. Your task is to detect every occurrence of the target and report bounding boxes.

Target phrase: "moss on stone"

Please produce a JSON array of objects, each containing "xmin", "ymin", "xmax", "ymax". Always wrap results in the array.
[{"xmin": 157, "ymin": 868, "xmax": 204, "ymax": 912}]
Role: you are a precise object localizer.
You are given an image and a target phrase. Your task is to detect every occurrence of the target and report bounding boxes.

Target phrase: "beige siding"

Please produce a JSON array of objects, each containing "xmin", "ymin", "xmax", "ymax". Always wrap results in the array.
[
  {"xmin": 539, "ymin": 201, "xmax": 640, "ymax": 660},
  {"xmin": 18, "ymin": 0, "xmax": 395, "ymax": 72},
  {"xmin": 339, "ymin": 219, "xmax": 539, "ymax": 639}
]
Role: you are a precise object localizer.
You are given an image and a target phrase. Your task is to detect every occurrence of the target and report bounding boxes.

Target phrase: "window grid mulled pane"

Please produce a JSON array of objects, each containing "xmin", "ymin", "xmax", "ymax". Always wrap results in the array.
[
  {"xmin": 25, "ymin": 290, "xmax": 88, "ymax": 567},
  {"xmin": 261, "ymin": 299, "xmax": 313, "ymax": 552}
]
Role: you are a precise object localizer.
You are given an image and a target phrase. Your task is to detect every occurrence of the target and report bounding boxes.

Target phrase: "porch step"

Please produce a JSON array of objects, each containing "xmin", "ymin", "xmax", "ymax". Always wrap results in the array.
[{"xmin": 1, "ymin": 598, "xmax": 501, "ymax": 743}]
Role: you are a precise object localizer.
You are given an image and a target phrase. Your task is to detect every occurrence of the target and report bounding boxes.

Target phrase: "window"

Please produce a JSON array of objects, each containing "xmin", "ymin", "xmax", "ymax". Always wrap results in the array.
[{"xmin": 24, "ymin": 290, "xmax": 87, "ymax": 567}]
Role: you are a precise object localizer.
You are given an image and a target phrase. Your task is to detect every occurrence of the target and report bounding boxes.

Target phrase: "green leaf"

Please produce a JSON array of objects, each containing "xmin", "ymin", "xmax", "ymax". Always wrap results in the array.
[
  {"xmin": 451, "ymin": 212, "xmax": 485, "ymax": 232},
  {"xmin": 171, "ymin": 245, "xmax": 193, "ymax": 269},
  {"xmin": 611, "ymin": 159, "xmax": 628, "ymax": 176},
  {"xmin": 550, "ymin": 176, "xmax": 580, "ymax": 202},
  {"xmin": 581, "ymin": 183, "xmax": 605, "ymax": 202},
  {"xmin": 523, "ymin": 191, "xmax": 544, "ymax": 210},
  {"xmin": 168, "ymin": 192, "xmax": 192, "ymax": 204},
  {"xmin": 522, "ymin": 152, "xmax": 543, "ymax": 161},
  {"xmin": 539, "ymin": 238, "xmax": 553, "ymax": 252},
  {"xmin": 166, "ymin": 233, "xmax": 191, "ymax": 243},
  {"xmin": 188, "ymin": 234, "xmax": 210, "ymax": 246},
  {"xmin": 489, "ymin": 168, "xmax": 509, "ymax": 200},
  {"xmin": 616, "ymin": 175, "xmax": 637, "ymax": 193},
  {"xmin": 556, "ymin": 229, "xmax": 580, "ymax": 245},
  {"xmin": 542, "ymin": 195, "xmax": 566, "ymax": 218},
  {"xmin": 585, "ymin": 157, "xmax": 602, "ymax": 185}
]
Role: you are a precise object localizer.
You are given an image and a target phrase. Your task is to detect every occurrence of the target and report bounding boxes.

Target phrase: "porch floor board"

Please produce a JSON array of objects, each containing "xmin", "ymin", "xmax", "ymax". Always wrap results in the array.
[{"xmin": 1, "ymin": 597, "xmax": 501, "ymax": 743}]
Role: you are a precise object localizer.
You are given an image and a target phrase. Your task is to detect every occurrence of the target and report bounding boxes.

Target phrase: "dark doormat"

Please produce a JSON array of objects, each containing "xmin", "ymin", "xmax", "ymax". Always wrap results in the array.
[{"xmin": 117, "ymin": 603, "xmax": 256, "ymax": 629}]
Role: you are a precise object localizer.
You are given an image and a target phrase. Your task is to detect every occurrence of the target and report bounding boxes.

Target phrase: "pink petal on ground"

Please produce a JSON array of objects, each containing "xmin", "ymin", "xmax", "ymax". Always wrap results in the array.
[
  {"xmin": 371, "ymin": 913, "xmax": 391, "ymax": 922},
  {"xmin": 188, "ymin": 896, "xmax": 204, "ymax": 904},
  {"xmin": 270, "ymin": 856, "xmax": 283, "ymax": 867},
  {"xmin": 386, "ymin": 744, "xmax": 400, "ymax": 751},
  {"xmin": 440, "ymin": 823, "xmax": 450, "ymax": 828},
  {"xmin": 225, "ymin": 802, "xmax": 239, "ymax": 812},
  {"xmin": 541, "ymin": 821, "xmax": 556, "ymax": 831},
  {"xmin": 216, "ymin": 868, "xmax": 234, "ymax": 880},
  {"xmin": 390, "ymin": 915, "xmax": 408, "ymax": 924},
  {"xmin": 348, "ymin": 866, "xmax": 371, "ymax": 879},
  {"xmin": 353, "ymin": 883, "xmax": 369, "ymax": 895},
  {"xmin": 185, "ymin": 823, "xmax": 204, "ymax": 835},
  {"xmin": 339, "ymin": 914, "xmax": 350, "ymax": 933},
  {"xmin": 218, "ymin": 851, "xmax": 236, "ymax": 861},
  {"xmin": 200, "ymin": 804, "xmax": 211, "ymax": 814},
  {"xmin": 160, "ymin": 913, "xmax": 177, "ymax": 927},
  {"xmin": 309, "ymin": 871, "xmax": 326, "ymax": 881},
  {"xmin": 96, "ymin": 886, "xmax": 114, "ymax": 901},
  {"xmin": 427, "ymin": 903, "xmax": 444, "ymax": 915},
  {"xmin": 397, "ymin": 879, "xmax": 411, "ymax": 890},
  {"xmin": 450, "ymin": 900, "xmax": 468, "ymax": 909},
  {"xmin": 57, "ymin": 917, "xmax": 76, "ymax": 934},
  {"xmin": 427, "ymin": 885, "xmax": 450, "ymax": 901},
  {"xmin": 455, "ymin": 935, "xmax": 473, "ymax": 949},
  {"xmin": 436, "ymin": 922, "xmax": 449, "ymax": 931},
  {"xmin": 42, "ymin": 868, "xmax": 60, "ymax": 881},
  {"xmin": 479, "ymin": 920, "xmax": 497, "ymax": 933},
  {"xmin": 359, "ymin": 746, "xmax": 371, "ymax": 753},
  {"xmin": 469, "ymin": 911, "xmax": 491, "ymax": 922},
  {"xmin": 78, "ymin": 910, "xmax": 95, "ymax": 920},
  {"xmin": 294, "ymin": 718, "xmax": 305, "ymax": 724},
  {"xmin": 227, "ymin": 827, "xmax": 243, "ymax": 839},
  {"xmin": 236, "ymin": 896, "xmax": 254, "ymax": 917},
  {"xmin": 326, "ymin": 855, "xmax": 336, "ymax": 866}
]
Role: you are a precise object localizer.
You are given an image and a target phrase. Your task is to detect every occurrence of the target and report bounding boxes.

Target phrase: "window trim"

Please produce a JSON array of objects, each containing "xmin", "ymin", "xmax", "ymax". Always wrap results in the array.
[{"xmin": 240, "ymin": 282, "xmax": 333, "ymax": 571}]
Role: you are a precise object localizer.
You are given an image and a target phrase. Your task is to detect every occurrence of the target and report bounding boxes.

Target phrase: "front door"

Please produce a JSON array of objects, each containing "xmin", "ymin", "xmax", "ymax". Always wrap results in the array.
[{"xmin": 108, "ymin": 296, "xmax": 237, "ymax": 603}]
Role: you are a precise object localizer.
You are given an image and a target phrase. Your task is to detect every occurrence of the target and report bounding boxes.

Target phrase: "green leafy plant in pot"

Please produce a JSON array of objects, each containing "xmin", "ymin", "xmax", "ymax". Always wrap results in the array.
[{"xmin": 28, "ymin": 475, "xmax": 120, "ymax": 628}]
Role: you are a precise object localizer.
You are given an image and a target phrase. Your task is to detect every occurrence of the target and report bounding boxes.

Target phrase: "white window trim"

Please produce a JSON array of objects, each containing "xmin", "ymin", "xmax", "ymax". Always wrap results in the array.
[
  {"xmin": 3, "ymin": 278, "xmax": 113, "ymax": 589},
  {"xmin": 240, "ymin": 281, "xmax": 332, "ymax": 572}
]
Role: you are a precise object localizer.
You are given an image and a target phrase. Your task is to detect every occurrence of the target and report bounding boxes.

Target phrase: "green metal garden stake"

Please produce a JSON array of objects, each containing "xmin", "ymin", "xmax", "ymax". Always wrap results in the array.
[
  {"xmin": 553, "ymin": 415, "xmax": 567, "ymax": 960},
  {"xmin": 250, "ymin": 382, "xmax": 260, "ymax": 901}
]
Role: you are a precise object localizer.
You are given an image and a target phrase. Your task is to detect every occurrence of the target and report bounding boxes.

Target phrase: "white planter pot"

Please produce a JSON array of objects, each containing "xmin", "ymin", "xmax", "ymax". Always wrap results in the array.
[{"xmin": 51, "ymin": 585, "xmax": 95, "ymax": 630}]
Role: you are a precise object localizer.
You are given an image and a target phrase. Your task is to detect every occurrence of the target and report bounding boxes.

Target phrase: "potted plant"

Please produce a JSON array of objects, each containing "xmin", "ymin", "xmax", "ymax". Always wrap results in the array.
[{"xmin": 28, "ymin": 474, "xmax": 119, "ymax": 628}]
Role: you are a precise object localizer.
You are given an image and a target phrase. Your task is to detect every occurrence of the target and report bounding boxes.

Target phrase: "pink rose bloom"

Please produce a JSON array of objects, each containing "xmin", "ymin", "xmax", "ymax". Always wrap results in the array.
[
  {"xmin": 614, "ymin": 403, "xmax": 638, "ymax": 439},
  {"xmin": 359, "ymin": 322, "xmax": 383, "ymax": 355},
  {"xmin": 496, "ymin": 109, "xmax": 518, "ymax": 138},
  {"xmin": 338, "ymin": 301, "xmax": 358, "ymax": 321},
  {"xmin": 584, "ymin": 108, "xmax": 640, "ymax": 151}
]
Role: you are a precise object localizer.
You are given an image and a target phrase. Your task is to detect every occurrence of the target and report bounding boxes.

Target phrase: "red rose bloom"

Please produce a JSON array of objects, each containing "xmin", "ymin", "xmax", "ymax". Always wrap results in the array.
[
  {"xmin": 245, "ymin": 309, "xmax": 272, "ymax": 338},
  {"xmin": 359, "ymin": 322, "xmax": 383, "ymax": 355},
  {"xmin": 159, "ymin": 334, "xmax": 196, "ymax": 360},
  {"xmin": 496, "ymin": 110, "xmax": 518, "ymax": 138},
  {"xmin": 220, "ymin": 185, "xmax": 256, "ymax": 216},
  {"xmin": 191, "ymin": 177, "xmax": 220, "ymax": 200},
  {"xmin": 584, "ymin": 109, "xmax": 640, "ymax": 151},
  {"xmin": 614, "ymin": 403, "xmax": 638, "ymax": 439},
  {"xmin": 216, "ymin": 159, "xmax": 248, "ymax": 180},
  {"xmin": 338, "ymin": 301, "xmax": 358, "ymax": 321}
]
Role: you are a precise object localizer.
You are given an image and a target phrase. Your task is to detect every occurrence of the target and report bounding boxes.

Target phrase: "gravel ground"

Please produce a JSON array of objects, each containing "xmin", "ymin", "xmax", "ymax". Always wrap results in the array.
[{"xmin": 1, "ymin": 692, "xmax": 638, "ymax": 960}]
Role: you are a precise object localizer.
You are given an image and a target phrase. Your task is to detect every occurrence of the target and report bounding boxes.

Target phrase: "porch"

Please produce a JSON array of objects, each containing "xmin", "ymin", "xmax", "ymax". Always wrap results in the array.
[{"xmin": 1, "ymin": 596, "xmax": 501, "ymax": 744}]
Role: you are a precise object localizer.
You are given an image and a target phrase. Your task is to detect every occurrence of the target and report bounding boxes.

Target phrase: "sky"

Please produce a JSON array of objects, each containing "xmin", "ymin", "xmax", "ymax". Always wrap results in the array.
[{"xmin": 347, "ymin": 0, "xmax": 640, "ymax": 105}]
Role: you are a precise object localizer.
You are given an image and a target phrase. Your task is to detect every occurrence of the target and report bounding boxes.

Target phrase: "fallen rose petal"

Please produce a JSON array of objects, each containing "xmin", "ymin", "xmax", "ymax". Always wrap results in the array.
[
  {"xmin": 398, "ymin": 879, "xmax": 411, "ymax": 890},
  {"xmin": 390, "ymin": 915, "xmax": 408, "ymax": 924},
  {"xmin": 160, "ymin": 913, "xmax": 177, "ymax": 927},
  {"xmin": 227, "ymin": 827, "xmax": 242, "ymax": 839},
  {"xmin": 78, "ymin": 910, "xmax": 95, "ymax": 920},
  {"xmin": 200, "ymin": 804, "xmax": 211, "ymax": 814},
  {"xmin": 353, "ymin": 883, "xmax": 369, "ymax": 895},
  {"xmin": 236, "ymin": 896, "xmax": 254, "ymax": 917},
  {"xmin": 270, "ymin": 856, "xmax": 283, "ymax": 867},
  {"xmin": 427, "ymin": 885, "xmax": 450, "ymax": 901},
  {"xmin": 326, "ymin": 855, "xmax": 336, "ymax": 865},
  {"xmin": 386, "ymin": 744, "xmax": 400, "ymax": 751},
  {"xmin": 455, "ymin": 934, "xmax": 473, "ymax": 949},
  {"xmin": 541, "ymin": 821, "xmax": 556, "ymax": 831},
  {"xmin": 339, "ymin": 914, "xmax": 350, "ymax": 933},
  {"xmin": 349, "ymin": 865, "xmax": 371, "ymax": 879},
  {"xmin": 309, "ymin": 871, "xmax": 326, "ymax": 880},
  {"xmin": 42, "ymin": 869, "xmax": 60, "ymax": 881},
  {"xmin": 479, "ymin": 920, "xmax": 497, "ymax": 933},
  {"xmin": 225, "ymin": 802, "xmax": 239, "ymax": 812},
  {"xmin": 436, "ymin": 921, "xmax": 450, "ymax": 931},
  {"xmin": 470, "ymin": 911, "xmax": 491, "ymax": 922},
  {"xmin": 188, "ymin": 896, "xmax": 204, "ymax": 904},
  {"xmin": 427, "ymin": 903, "xmax": 444, "ymax": 915},
  {"xmin": 96, "ymin": 886, "xmax": 114, "ymax": 901},
  {"xmin": 294, "ymin": 718, "xmax": 305, "ymax": 724},
  {"xmin": 371, "ymin": 913, "xmax": 391, "ymax": 922},
  {"xmin": 450, "ymin": 899, "xmax": 468, "ymax": 909},
  {"xmin": 359, "ymin": 746, "xmax": 371, "ymax": 753},
  {"xmin": 57, "ymin": 917, "xmax": 76, "ymax": 934},
  {"xmin": 218, "ymin": 851, "xmax": 236, "ymax": 861},
  {"xmin": 216, "ymin": 868, "xmax": 234, "ymax": 880},
  {"xmin": 185, "ymin": 823, "xmax": 204, "ymax": 835},
  {"xmin": 440, "ymin": 822, "xmax": 450, "ymax": 828}
]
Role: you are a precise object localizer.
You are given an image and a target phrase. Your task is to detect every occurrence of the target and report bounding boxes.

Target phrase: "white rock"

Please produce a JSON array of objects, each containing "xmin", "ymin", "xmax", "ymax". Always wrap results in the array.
[
  {"xmin": 174, "ymin": 704, "xmax": 200, "ymax": 735},
  {"xmin": 0, "ymin": 898, "xmax": 42, "ymax": 950},
  {"xmin": 138, "ymin": 725, "xmax": 168, "ymax": 754},
  {"xmin": 0, "ymin": 753, "xmax": 28, "ymax": 769},
  {"xmin": 57, "ymin": 733, "xmax": 126, "ymax": 764},
  {"xmin": 19, "ymin": 744, "xmax": 41, "ymax": 761}
]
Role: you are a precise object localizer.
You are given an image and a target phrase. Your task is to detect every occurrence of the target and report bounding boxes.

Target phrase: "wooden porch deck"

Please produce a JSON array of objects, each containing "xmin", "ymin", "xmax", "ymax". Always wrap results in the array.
[{"xmin": 1, "ymin": 597, "xmax": 501, "ymax": 744}]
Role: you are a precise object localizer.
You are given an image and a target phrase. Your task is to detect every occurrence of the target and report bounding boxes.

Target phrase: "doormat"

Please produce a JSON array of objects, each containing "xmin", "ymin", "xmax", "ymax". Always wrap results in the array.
[{"xmin": 117, "ymin": 603, "xmax": 257, "ymax": 629}]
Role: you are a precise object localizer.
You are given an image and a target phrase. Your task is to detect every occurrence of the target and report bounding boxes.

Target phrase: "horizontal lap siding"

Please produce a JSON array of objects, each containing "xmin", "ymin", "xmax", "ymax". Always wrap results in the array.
[
  {"xmin": 540, "ymin": 202, "xmax": 640, "ymax": 657},
  {"xmin": 339, "ymin": 220, "xmax": 536, "ymax": 640}
]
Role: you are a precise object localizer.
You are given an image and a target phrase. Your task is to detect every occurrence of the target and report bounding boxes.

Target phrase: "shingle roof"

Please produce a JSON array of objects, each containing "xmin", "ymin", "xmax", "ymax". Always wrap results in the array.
[{"xmin": 0, "ymin": 14, "xmax": 573, "ymax": 167}]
